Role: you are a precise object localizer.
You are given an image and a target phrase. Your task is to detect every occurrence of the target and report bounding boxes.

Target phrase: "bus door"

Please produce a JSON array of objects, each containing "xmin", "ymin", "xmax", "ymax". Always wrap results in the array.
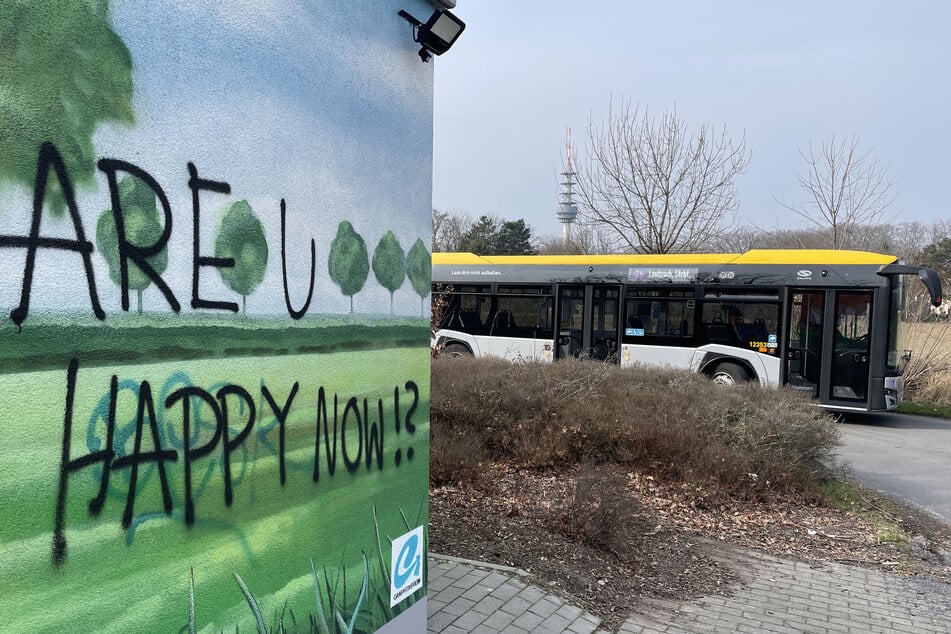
[
  {"xmin": 785, "ymin": 290, "xmax": 824, "ymax": 395},
  {"xmin": 785, "ymin": 289, "xmax": 874, "ymax": 406},
  {"xmin": 830, "ymin": 291, "xmax": 872, "ymax": 402},
  {"xmin": 555, "ymin": 285, "xmax": 621, "ymax": 360}
]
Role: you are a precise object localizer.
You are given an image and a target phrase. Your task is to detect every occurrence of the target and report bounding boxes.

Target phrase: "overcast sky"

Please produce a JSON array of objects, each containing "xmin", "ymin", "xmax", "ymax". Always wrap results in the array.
[{"xmin": 432, "ymin": 1, "xmax": 951, "ymax": 240}]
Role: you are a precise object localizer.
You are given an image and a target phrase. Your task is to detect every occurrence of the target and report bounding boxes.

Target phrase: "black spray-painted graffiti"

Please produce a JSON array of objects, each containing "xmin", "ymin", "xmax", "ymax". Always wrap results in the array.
[
  {"xmin": 0, "ymin": 142, "xmax": 318, "ymax": 327},
  {"xmin": 52, "ymin": 358, "xmax": 420, "ymax": 567}
]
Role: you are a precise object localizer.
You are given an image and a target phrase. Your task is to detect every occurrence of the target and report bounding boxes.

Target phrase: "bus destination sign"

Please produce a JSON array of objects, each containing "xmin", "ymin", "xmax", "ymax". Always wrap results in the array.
[{"xmin": 628, "ymin": 267, "xmax": 699, "ymax": 283}]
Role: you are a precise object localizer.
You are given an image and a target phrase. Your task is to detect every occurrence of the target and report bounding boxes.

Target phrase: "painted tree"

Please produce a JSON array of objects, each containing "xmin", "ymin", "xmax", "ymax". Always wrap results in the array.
[
  {"xmin": 405, "ymin": 238, "xmax": 432, "ymax": 317},
  {"xmin": 214, "ymin": 200, "xmax": 269, "ymax": 314},
  {"xmin": 0, "ymin": 2, "xmax": 134, "ymax": 214},
  {"xmin": 328, "ymin": 221, "xmax": 369, "ymax": 313},
  {"xmin": 96, "ymin": 176, "xmax": 168, "ymax": 314},
  {"xmin": 372, "ymin": 231, "xmax": 406, "ymax": 315}
]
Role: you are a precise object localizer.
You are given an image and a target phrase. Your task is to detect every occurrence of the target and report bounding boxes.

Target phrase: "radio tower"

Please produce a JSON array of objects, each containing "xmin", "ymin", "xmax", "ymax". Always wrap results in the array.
[{"xmin": 556, "ymin": 128, "xmax": 579, "ymax": 243}]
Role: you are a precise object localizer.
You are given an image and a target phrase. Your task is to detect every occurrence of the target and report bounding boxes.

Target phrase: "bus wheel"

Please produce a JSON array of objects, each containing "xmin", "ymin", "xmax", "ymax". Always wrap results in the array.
[
  {"xmin": 710, "ymin": 362, "xmax": 749, "ymax": 385},
  {"xmin": 442, "ymin": 343, "xmax": 472, "ymax": 358}
]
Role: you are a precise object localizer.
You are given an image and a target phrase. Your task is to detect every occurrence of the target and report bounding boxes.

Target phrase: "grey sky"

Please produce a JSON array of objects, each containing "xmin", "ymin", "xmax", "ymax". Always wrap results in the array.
[{"xmin": 432, "ymin": 1, "xmax": 951, "ymax": 240}]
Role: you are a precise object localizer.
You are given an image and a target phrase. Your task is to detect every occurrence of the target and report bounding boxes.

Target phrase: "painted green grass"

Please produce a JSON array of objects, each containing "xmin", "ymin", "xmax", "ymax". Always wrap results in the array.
[
  {"xmin": 0, "ymin": 314, "xmax": 428, "ymax": 375},
  {"xmin": 0, "ymin": 349, "xmax": 429, "ymax": 632}
]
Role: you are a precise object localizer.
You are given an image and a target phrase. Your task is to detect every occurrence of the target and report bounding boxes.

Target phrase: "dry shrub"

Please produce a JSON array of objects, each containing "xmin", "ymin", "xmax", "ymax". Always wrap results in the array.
[
  {"xmin": 430, "ymin": 356, "xmax": 840, "ymax": 499},
  {"xmin": 899, "ymin": 320, "xmax": 951, "ymax": 398},
  {"xmin": 559, "ymin": 461, "xmax": 644, "ymax": 558},
  {"xmin": 913, "ymin": 371, "xmax": 951, "ymax": 406},
  {"xmin": 429, "ymin": 422, "xmax": 489, "ymax": 487}
]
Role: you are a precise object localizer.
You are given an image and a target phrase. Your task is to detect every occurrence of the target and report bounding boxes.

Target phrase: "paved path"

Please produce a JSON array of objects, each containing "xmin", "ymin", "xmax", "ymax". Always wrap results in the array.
[
  {"xmin": 427, "ymin": 554, "xmax": 605, "ymax": 634},
  {"xmin": 427, "ymin": 539, "xmax": 951, "ymax": 633},
  {"xmin": 836, "ymin": 412, "xmax": 951, "ymax": 523},
  {"xmin": 620, "ymin": 540, "xmax": 951, "ymax": 633}
]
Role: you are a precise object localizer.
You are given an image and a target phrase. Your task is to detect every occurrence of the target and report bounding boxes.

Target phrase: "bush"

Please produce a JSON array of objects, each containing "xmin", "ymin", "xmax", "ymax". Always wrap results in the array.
[
  {"xmin": 559, "ymin": 461, "xmax": 644, "ymax": 558},
  {"xmin": 429, "ymin": 422, "xmax": 489, "ymax": 487},
  {"xmin": 430, "ymin": 356, "xmax": 840, "ymax": 499}
]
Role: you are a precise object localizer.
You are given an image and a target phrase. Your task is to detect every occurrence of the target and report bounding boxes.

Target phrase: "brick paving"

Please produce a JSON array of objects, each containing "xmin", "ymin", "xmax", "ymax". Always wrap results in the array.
[
  {"xmin": 619, "ymin": 539, "xmax": 951, "ymax": 634},
  {"xmin": 427, "ymin": 540, "xmax": 951, "ymax": 633},
  {"xmin": 427, "ymin": 554, "xmax": 605, "ymax": 634}
]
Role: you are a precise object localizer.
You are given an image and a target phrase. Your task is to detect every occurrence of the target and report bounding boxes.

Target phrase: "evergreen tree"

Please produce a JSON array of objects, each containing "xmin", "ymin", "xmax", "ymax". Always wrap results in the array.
[
  {"xmin": 496, "ymin": 219, "xmax": 538, "ymax": 255},
  {"xmin": 459, "ymin": 215, "xmax": 499, "ymax": 255},
  {"xmin": 920, "ymin": 238, "xmax": 951, "ymax": 281}
]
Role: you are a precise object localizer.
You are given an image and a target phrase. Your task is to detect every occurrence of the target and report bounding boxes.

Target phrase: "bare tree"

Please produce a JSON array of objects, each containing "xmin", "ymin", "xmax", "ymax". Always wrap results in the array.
[
  {"xmin": 432, "ymin": 208, "xmax": 472, "ymax": 252},
  {"xmin": 575, "ymin": 100, "xmax": 750, "ymax": 254},
  {"xmin": 707, "ymin": 225, "xmax": 769, "ymax": 253},
  {"xmin": 777, "ymin": 134, "xmax": 897, "ymax": 250}
]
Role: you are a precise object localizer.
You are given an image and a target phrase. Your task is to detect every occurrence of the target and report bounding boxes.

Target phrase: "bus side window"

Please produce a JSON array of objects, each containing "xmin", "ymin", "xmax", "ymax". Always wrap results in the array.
[
  {"xmin": 458, "ymin": 310, "xmax": 480, "ymax": 331},
  {"xmin": 623, "ymin": 298, "xmax": 694, "ymax": 340},
  {"xmin": 705, "ymin": 323, "xmax": 730, "ymax": 342}
]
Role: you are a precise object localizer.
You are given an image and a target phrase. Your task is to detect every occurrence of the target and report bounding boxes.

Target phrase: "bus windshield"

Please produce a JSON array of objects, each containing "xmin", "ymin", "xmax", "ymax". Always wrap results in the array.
[{"xmin": 887, "ymin": 274, "xmax": 906, "ymax": 373}]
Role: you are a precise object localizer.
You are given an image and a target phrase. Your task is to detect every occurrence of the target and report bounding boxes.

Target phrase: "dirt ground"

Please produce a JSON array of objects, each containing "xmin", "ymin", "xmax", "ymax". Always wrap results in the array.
[{"xmin": 428, "ymin": 463, "xmax": 951, "ymax": 631}]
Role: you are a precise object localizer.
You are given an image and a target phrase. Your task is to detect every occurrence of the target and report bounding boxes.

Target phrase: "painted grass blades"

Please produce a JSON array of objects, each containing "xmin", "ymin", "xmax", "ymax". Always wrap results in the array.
[
  {"xmin": 346, "ymin": 552, "xmax": 370, "ymax": 634},
  {"xmin": 309, "ymin": 559, "xmax": 331, "ymax": 634},
  {"xmin": 233, "ymin": 573, "xmax": 267, "ymax": 634},
  {"xmin": 189, "ymin": 568, "xmax": 196, "ymax": 634},
  {"xmin": 372, "ymin": 505, "xmax": 391, "ymax": 587}
]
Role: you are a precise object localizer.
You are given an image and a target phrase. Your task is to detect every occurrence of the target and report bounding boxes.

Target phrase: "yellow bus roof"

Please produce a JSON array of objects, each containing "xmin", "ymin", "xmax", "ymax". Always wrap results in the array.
[{"xmin": 432, "ymin": 250, "xmax": 897, "ymax": 266}]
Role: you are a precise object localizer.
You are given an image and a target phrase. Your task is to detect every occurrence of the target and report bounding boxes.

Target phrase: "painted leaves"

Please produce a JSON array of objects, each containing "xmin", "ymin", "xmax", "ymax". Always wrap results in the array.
[
  {"xmin": 215, "ymin": 200, "xmax": 269, "ymax": 314},
  {"xmin": 96, "ymin": 175, "xmax": 168, "ymax": 313},
  {"xmin": 328, "ymin": 221, "xmax": 370, "ymax": 313}
]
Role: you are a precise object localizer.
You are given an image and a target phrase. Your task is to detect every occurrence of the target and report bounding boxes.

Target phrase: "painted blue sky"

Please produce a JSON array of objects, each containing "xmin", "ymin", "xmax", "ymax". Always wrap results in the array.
[
  {"xmin": 433, "ymin": 1, "xmax": 951, "ymax": 237},
  {"xmin": 0, "ymin": 0, "xmax": 435, "ymax": 317}
]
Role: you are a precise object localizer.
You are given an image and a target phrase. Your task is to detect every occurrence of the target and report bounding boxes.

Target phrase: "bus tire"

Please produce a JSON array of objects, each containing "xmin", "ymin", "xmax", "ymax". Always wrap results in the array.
[
  {"xmin": 442, "ymin": 343, "xmax": 472, "ymax": 358},
  {"xmin": 710, "ymin": 362, "xmax": 749, "ymax": 385}
]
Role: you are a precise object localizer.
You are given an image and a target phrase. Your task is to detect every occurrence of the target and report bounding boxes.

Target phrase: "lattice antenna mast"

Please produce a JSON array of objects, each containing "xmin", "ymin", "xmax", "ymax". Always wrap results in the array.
[{"xmin": 556, "ymin": 127, "xmax": 579, "ymax": 243}]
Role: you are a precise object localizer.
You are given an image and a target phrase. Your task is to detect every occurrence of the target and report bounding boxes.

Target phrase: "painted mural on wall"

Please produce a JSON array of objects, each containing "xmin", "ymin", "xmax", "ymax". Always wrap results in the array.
[{"xmin": 0, "ymin": 1, "xmax": 433, "ymax": 631}]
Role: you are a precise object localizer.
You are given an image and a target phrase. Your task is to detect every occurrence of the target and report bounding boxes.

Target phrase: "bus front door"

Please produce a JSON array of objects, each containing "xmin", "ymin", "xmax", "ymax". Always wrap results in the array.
[
  {"xmin": 556, "ymin": 285, "xmax": 620, "ymax": 361},
  {"xmin": 830, "ymin": 291, "xmax": 872, "ymax": 403},
  {"xmin": 785, "ymin": 290, "xmax": 824, "ymax": 396}
]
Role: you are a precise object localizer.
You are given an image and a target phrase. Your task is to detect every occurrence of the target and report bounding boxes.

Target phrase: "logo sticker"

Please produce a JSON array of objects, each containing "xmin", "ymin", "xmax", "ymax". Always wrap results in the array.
[
  {"xmin": 796, "ymin": 269, "xmax": 812, "ymax": 280},
  {"xmin": 768, "ymin": 334, "xmax": 777, "ymax": 343},
  {"xmin": 390, "ymin": 526, "xmax": 424, "ymax": 607}
]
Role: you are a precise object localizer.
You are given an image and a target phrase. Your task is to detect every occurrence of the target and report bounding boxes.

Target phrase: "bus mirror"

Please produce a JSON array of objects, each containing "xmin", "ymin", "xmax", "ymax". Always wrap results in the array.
[
  {"xmin": 878, "ymin": 264, "xmax": 943, "ymax": 307},
  {"xmin": 918, "ymin": 268, "xmax": 943, "ymax": 307}
]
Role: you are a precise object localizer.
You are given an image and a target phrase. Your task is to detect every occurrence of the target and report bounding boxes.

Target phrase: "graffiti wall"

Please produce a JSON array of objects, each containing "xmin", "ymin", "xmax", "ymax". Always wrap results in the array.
[{"xmin": 0, "ymin": 1, "xmax": 433, "ymax": 631}]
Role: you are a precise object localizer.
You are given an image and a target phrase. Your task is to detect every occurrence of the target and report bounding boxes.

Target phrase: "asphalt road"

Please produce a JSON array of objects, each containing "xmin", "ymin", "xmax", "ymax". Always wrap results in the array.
[{"xmin": 836, "ymin": 411, "xmax": 951, "ymax": 523}]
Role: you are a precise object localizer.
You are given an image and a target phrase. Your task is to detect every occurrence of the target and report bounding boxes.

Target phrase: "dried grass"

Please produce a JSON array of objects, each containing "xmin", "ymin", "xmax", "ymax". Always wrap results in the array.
[{"xmin": 901, "ymin": 320, "xmax": 951, "ymax": 404}]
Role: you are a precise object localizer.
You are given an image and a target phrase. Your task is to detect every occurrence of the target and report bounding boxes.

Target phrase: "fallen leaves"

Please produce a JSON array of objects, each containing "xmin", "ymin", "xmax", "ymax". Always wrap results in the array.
[{"xmin": 429, "ymin": 461, "xmax": 951, "ymax": 630}]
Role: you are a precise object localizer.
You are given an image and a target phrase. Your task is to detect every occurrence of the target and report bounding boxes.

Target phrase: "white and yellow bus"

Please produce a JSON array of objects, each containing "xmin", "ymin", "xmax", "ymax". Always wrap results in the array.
[{"xmin": 432, "ymin": 250, "xmax": 943, "ymax": 413}]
